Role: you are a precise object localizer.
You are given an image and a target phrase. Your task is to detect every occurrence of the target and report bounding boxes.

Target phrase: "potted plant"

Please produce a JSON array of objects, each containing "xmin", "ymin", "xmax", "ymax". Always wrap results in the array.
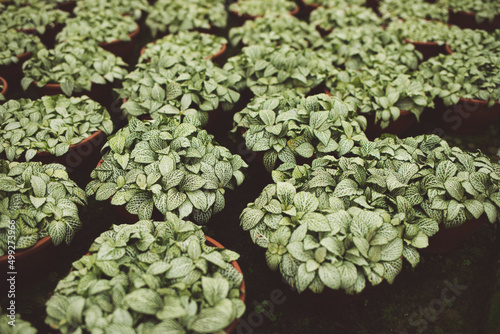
[
  {"xmin": 45, "ymin": 214, "xmax": 246, "ymax": 333},
  {"xmin": 74, "ymin": 0, "xmax": 150, "ymax": 21},
  {"xmin": 0, "ymin": 307, "xmax": 36, "ymax": 334},
  {"xmin": 0, "ymin": 95, "xmax": 113, "ymax": 176},
  {"xmin": 0, "ymin": 28, "xmax": 44, "ymax": 90},
  {"xmin": 309, "ymin": 5, "xmax": 382, "ymax": 36},
  {"xmin": 418, "ymin": 52, "xmax": 500, "ymax": 134},
  {"xmin": 86, "ymin": 116, "xmax": 248, "ymax": 224},
  {"xmin": 223, "ymin": 45, "xmax": 333, "ymax": 97},
  {"xmin": 117, "ymin": 58, "xmax": 241, "ymax": 127},
  {"xmin": 139, "ymin": 31, "xmax": 228, "ymax": 65},
  {"xmin": 0, "ymin": 160, "xmax": 87, "ymax": 274},
  {"xmin": 229, "ymin": 0, "xmax": 299, "ymax": 23},
  {"xmin": 232, "ymin": 93, "xmax": 367, "ymax": 172},
  {"xmin": 447, "ymin": 0, "xmax": 500, "ymax": 31},
  {"xmin": 21, "ymin": 40, "xmax": 128, "ymax": 106},
  {"xmin": 379, "ymin": 0, "xmax": 449, "ymax": 22},
  {"xmin": 0, "ymin": 3, "xmax": 68, "ymax": 48},
  {"xmin": 146, "ymin": 0, "xmax": 227, "ymax": 37},
  {"xmin": 446, "ymin": 28, "xmax": 500, "ymax": 55},
  {"xmin": 229, "ymin": 13, "xmax": 321, "ymax": 49},
  {"xmin": 326, "ymin": 68, "xmax": 433, "ymax": 137},
  {"xmin": 55, "ymin": 10, "xmax": 140, "ymax": 61},
  {"xmin": 385, "ymin": 18, "xmax": 452, "ymax": 60},
  {"xmin": 240, "ymin": 182, "xmax": 404, "ymax": 296}
]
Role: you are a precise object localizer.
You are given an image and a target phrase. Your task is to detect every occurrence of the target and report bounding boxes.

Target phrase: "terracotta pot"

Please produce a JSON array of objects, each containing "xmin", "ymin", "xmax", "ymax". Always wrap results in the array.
[
  {"xmin": 33, "ymin": 81, "xmax": 113, "ymax": 107},
  {"xmin": 0, "ymin": 236, "xmax": 56, "ymax": 287},
  {"xmin": 99, "ymin": 23, "xmax": 140, "ymax": 62},
  {"xmin": 0, "ymin": 52, "xmax": 31, "ymax": 91},
  {"xmin": 433, "ymin": 97, "xmax": 500, "ymax": 135},
  {"xmin": 19, "ymin": 23, "xmax": 63, "ymax": 48},
  {"xmin": 445, "ymin": 44, "xmax": 453, "ymax": 55},
  {"xmin": 419, "ymin": 216, "xmax": 486, "ymax": 255},
  {"xmin": 404, "ymin": 39, "xmax": 448, "ymax": 61},
  {"xmin": 448, "ymin": 9, "xmax": 500, "ymax": 32},
  {"xmin": 205, "ymin": 236, "xmax": 246, "ymax": 334},
  {"xmin": 0, "ymin": 76, "xmax": 7, "ymax": 97}
]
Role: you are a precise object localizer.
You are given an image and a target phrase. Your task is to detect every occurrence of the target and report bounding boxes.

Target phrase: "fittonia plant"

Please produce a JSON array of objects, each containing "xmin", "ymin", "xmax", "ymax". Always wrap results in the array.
[
  {"xmin": 232, "ymin": 93, "xmax": 367, "ymax": 172},
  {"xmin": 229, "ymin": 13, "xmax": 321, "ymax": 49},
  {"xmin": 21, "ymin": 40, "xmax": 128, "ymax": 96},
  {"xmin": 223, "ymin": 45, "xmax": 333, "ymax": 96},
  {"xmin": 241, "ymin": 182, "xmax": 404, "ymax": 294},
  {"xmin": 117, "ymin": 57, "xmax": 241, "ymax": 126},
  {"xmin": 385, "ymin": 18, "xmax": 453, "ymax": 45},
  {"xmin": 139, "ymin": 31, "xmax": 227, "ymax": 64},
  {"xmin": 74, "ymin": 0, "xmax": 150, "ymax": 21},
  {"xmin": 326, "ymin": 68, "xmax": 433, "ymax": 128},
  {"xmin": 446, "ymin": 0, "xmax": 500, "ymax": 23},
  {"xmin": 86, "ymin": 117, "xmax": 247, "ymax": 224},
  {"xmin": 46, "ymin": 215, "xmax": 245, "ymax": 333},
  {"xmin": 55, "ymin": 10, "xmax": 138, "ymax": 44},
  {"xmin": 0, "ymin": 3, "xmax": 68, "ymax": 34},
  {"xmin": 229, "ymin": 0, "xmax": 297, "ymax": 17},
  {"xmin": 0, "ymin": 95, "xmax": 113, "ymax": 161},
  {"xmin": 447, "ymin": 28, "xmax": 500, "ymax": 56},
  {"xmin": 418, "ymin": 52, "xmax": 500, "ymax": 106},
  {"xmin": 303, "ymin": 0, "xmax": 367, "ymax": 6},
  {"xmin": 0, "ymin": 160, "xmax": 87, "ymax": 254},
  {"xmin": 379, "ymin": 0, "xmax": 449, "ymax": 22},
  {"xmin": 0, "ymin": 307, "xmax": 36, "ymax": 334},
  {"xmin": 146, "ymin": 0, "xmax": 227, "ymax": 37},
  {"xmin": 309, "ymin": 5, "xmax": 382, "ymax": 32},
  {"xmin": 0, "ymin": 29, "xmax": 44, "ymax": 66}
]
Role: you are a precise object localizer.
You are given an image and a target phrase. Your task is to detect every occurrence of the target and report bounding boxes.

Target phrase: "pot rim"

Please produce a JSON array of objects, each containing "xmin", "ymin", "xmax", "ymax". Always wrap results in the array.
[
  {"xmin": 0, "ymin": 76, "xmax": 7, "ymax": 96},
  {"xmin": 0, "ymin": 236, "xmax": 52, "ymax": 264}
]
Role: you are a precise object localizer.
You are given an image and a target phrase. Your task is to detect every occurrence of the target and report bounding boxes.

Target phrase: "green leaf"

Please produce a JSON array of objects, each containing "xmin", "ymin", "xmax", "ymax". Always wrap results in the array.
[
  {"xmin": 436, "ymin": 160, "xmax": 457, "ymax": 183},
  {"xmin": 202, "ymin": 276, "xmax": 230, "ymax": 307},
  {"xmin": 293, "ymin": 192, "xmax": 319, "ymax": 213},
  {"xmin": 318, "ymin": 263, "xmax": 341, "ymax": 290},
  {"xmin": 190, "ymin": 299, "xmax": 234, "ymax": 333},
  {"xmin": 48, "ymin": 220, "xmax": 67, "ymax": 246},
  {"xmin": 31, "ymin": 175, "xmax": 47, "ymax": 197},
  {"xmin": 240, "ymin": 208, "xmax": 264, "ymax": 230},
  {"xmin": 296, "ymin": 263, "xmax": 315, "ymax": 293},
  {"xmin": 123, "ymin": 289, "xmax": 163, "ymax": 315},
  {"xmin": 333, "ymin": 179, "xmax": 358, "ymax": 197},
  {"xmin": 301, "ymin": 212, "xmax": 331, "ymax": 232}
]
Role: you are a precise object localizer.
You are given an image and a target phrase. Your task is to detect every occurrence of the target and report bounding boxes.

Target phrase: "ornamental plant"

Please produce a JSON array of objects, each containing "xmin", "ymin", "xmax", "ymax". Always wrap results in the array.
[
  {"xmin": 139, "ymin": 31, "xmax": 227, "ymax": 64},
  {"xmin": 447, "ymin": 28, "xmax": 500, "ymax": 56},
  {"xmin": 314, "ymin": 26, "xmax": 422, "ymax": 72},
  {"xmin": 303, "ymin": 0, "xmax": 366, "ymax": 5},
  {"xmin": 0, "ymin": 160, "xmax": 87, "ymax": 254},
  {"xmin": 232, "ymin": 93, "xmax": 367, "ymax": 171},
  {"xmin": 117, "ymin": 57, "xmax": 241, "ymax": 126},
  {"xmin": 309, "ymin": 5, "xmax": 382, "ymax": 32},
  {"xmin": 0, "ymin": 307, "xmax": 36, "ymax": 334},
  {"xmin": 21, "ymin": 40, "xmax": 128, "ymax": 96},
  {"xmin": 223, "ymin": 45, "xmax": 333, "ymax": 96},
  {"xmin": 56, "ymin": 11, "xmax": 138, "ymax": 44},
  {"xmin": 229, "ymin": 0, "xmax": 297, "ymax": 17},
  {"xmin": 379, "ymin": 0, "xmax": 449, "ymax": 22},
  {"xmin": 146, "ymin": 0, "xmax": 227, "ymax": 37},
  {"xmin": 0, "ymin": 3, "xmax": 68, "ymax": 34},
  {"xmin": 0, "ymin": 29, "xmax": 44, "ymax": 66},
  {"xmin": 74, "ymin": 0, "xmax": 150, "ymax": 21},
  {"xmin": 0, "ymin": 95, "xmax": 113, "ymax": 161},
  {"xmin": 327, "ymin": 68, "xmax": 434, "ymax": 128},
  {"xmin": 86, "ymin": 117, "xmax": 247, "ymax": 224},
  {"xmin": 418, "ymin": 52, "xmax": 500, "ymax": 106},
  {"xmin": 46, "ymin": 215, "xmax": 245, "ymax": 333},
  {"xmin": 446, "ymin": 0, "xmax": 500, "ymax": 23},
  {"xmin": 228, "ymin": 13, "xmax": 321, "ymax": 49},
  {"xmin": 240, "ymin": 182, "xmax": 404, "ymax": 294},
  {"xmin": 385, "ymin": 18, "xmax": 453, "ymax": 45}
]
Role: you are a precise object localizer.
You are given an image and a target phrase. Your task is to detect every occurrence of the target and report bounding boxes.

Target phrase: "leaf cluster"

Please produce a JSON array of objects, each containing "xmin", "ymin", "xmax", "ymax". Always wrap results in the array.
[
  {"xmin": 0, "ymin": 95, "xmax": 113, "ymax": 161},
  {"xmin": 233, "ymin": 93, "xmax": 367, "ymax": 171},
  {"xmin": 0, "ymin": 3, "xmax": 68, "ymax": 34},
  {"xmin": 379, "ymin": 0, "xmax": 449, "ymax": 22},
  {"xmin": 86, "ymin": 117, "xmax": 247, "ymax": 224},
  {"xmin": 0, "ymin": 28, "xmax": 44, "ymax": 66},
  {"xmin": 0, "ymin": 160, "xmax": 87, "ymax": 254},
  {"xmin": 229, "ymin": 0, "xmax": 297, "ymax": 17},
  {"xmin": 310, "ymin": 5, "xmax": 382, "ymax": 32},
  {"xmin": 45, "ymin": 215, "xmax": 245, "ymax": 333},
  {"xmin": 74, "ymin": 0, "xmax": 150, "ymax": 21},
  {"xmin": 146, "ymin": 0, "xmax": 227, "ymax": 37},
  {"xmin": 56, "ymin": 10, "xmax": 138, "ymax": 44},
  {"xmin": 139, "ymin": 31, "xmax": 227, "ymax": 64},
  {"xmin": 0, "ymin": 307, "xmax": 36, "ymax": 334},
  {"xmin": 118, "ymin": 58, "xmax": 241, "ymax": 125},
  {"xmin": 446, "ymin": 0, "xmax": 500, "ymax": 23},
  {"xmin": 229, "ymin": 13, "xmax": 321, "ymax": 49},
  {"xmin": 241, "ymin": 182, "xmax": 403, "ymax": 294},
  {"xmin": 223, "ymin": 45, "xmax": 333, "ymax": 96},
  {"xmin": 385, "ymin": 18, "xmax": 453, "ymax": 45},
  {"xmin": 21, "ymin": 40, "xmax": 128, "ymax": 96},
  {"xmin": 418, "ymin": 52, "xmax": 500, "ymax": 105}
]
